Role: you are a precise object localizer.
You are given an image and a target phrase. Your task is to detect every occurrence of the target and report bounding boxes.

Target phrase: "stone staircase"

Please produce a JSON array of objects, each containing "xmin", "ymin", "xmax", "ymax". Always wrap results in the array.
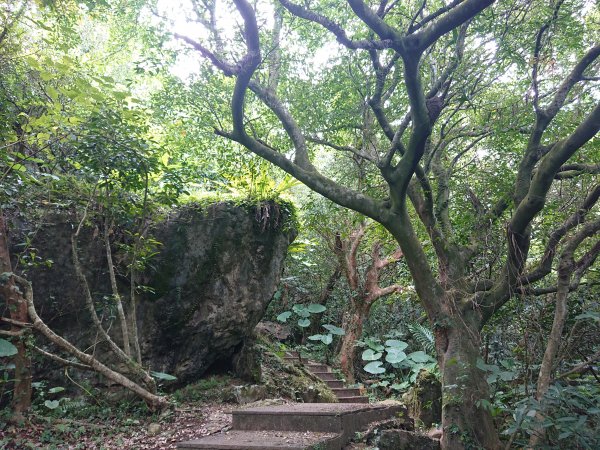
[
  {"xmin": 177, "ymin": 402, "xmax": 405, "ymax": 449},
  {"xmin": 282, "ymin": 351, "xmax": 369, "ymax": 404},
  {"xmin": 177, "ymin": 350, "xmax": 405, "ymax": 449}
]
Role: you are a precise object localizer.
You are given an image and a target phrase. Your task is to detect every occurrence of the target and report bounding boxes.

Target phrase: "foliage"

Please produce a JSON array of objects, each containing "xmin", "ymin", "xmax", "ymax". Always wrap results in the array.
[
  {"xmin": 358, "ymin": 336, "xmax": 438, "ymax": 392},
  {"xmin": 308, "ymin": 323, "xmax": 345, "ymax": 346},
  {"xmin": 504, "ymin": 383, "xmax": 600, "ymax": 449}
]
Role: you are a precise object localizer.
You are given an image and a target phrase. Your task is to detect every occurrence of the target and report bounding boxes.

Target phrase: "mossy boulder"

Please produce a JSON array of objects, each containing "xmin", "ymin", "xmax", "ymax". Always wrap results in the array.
[
  {"xmin": 12, "ymin": 200, "xmax": 296, "ymax": 386},
  {"xmin": 140, "ymin": 201, "xmax": 297, "ymax": 384},
  {"xmin": 402, "ymin": 369, "xmax": 442, "ymax": 427}
]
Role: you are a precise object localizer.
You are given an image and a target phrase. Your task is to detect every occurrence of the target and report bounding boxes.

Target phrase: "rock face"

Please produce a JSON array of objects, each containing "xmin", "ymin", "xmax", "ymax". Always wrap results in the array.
[{"xmin": 11, "ymin": 200, "xmax": 296, "ymax": 385}]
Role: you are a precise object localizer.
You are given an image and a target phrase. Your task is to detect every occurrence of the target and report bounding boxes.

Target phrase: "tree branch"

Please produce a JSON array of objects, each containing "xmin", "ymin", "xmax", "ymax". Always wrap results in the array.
[{"xmin": 278, "ymin": 0, "xmax": 393, "ymax": 50}]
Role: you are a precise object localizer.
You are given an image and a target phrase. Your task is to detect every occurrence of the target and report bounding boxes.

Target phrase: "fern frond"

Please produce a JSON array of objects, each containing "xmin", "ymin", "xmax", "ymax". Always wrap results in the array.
[{"xmin": 408, "ymin": 322, "xmax": 436, "ymax": 356}]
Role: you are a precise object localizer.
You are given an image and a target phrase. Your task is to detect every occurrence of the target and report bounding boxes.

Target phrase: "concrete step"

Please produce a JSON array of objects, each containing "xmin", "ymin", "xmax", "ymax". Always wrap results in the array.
[
  {"xmin": 231, "ymin": 403, "xmax": 403, "ymax": 444},
  {"xmin": 178, "ymin": 430, "xmax": 341, "ymax": 449},
  {"xmin": 325, "ymin": 380, "xmax": 344, "ymax": 389},
  {"xmin": 338, "ymin": 396, "xmax": 369, "ymax": 403},
  {"xmin": 331, "ymin": 388, "xmax": 361, "ymax": 398},
  {"xmin": 311, "ymin": 371, "xmax": 337, "ymax": 381},
  {"xmin": 306, "ymin": 363, "xmax": 329, "ymax": 372}
]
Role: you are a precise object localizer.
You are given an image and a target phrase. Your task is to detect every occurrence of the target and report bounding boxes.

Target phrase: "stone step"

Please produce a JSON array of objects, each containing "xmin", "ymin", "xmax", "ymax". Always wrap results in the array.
[
  {"xmin": 178, "ymin": 430, "xmax": 341, "ymax": 450},
  {"xmin": 306, "ymin": 363, "xmax": 329, "ymax": 372},
  {"xmin": 338, "ymin": 396, "xmax": 369, "ymax": 404},
  {"xmin": 231, "ymin": 403, "xmax": 403, "ymax": 445},
  {"xmin": 311, "ymin": 371, "xmax": 337, "ymax": 381},
  {"xmin": 325, "ymin": 380, "xmax": 344, "ymax": 389},
  {"xmin": 331, "ymin": 388, "xmax": 361, "ymax": 398}
]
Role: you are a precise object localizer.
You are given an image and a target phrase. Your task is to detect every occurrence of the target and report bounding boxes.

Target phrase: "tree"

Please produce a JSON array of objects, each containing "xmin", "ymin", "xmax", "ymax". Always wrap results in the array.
[
  {"xmin": 333, "ymin": 222, "xmax": 403, "ymax": 383},
  {"xmin": 0, "ymin": 209, "xmax": 32, "ymax": 418},
  {"xmin": 175, "ymin": 1, "xmax": 599, "ymax": 447}
]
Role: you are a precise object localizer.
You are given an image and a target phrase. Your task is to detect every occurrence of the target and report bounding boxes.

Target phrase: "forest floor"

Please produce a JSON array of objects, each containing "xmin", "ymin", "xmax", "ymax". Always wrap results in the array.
[{"xmin": 0, "ymin": 402, "xmax": 233, "ymax": 449}]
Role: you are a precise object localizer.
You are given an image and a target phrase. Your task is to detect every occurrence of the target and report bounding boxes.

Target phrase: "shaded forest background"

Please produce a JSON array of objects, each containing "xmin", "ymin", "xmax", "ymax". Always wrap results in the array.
[{"xmin": 0, "ymin": 1, "xmax": 599, "ymax": 449}]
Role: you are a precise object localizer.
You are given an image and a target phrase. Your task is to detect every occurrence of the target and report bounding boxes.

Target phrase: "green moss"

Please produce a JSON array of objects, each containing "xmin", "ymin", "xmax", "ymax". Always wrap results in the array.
[
  {"xmin": 179, "ymin": 193, "xmax": 299, "ymax": 233},
  {"xmin": 257, "ymin": 340, "xmax": 337, "ymax": 403}
]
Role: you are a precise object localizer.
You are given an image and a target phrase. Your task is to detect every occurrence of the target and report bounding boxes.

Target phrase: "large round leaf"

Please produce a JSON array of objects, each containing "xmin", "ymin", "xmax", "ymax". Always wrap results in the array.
[
  {"xmin": 44, "ymin": 400, "xmax": 60, "ymax": 409},
  {"xmin": 362, "ymin": 349, "xmax": 383, "ymax": 361},
  {"xmin": 276, "ymin": 311, "xmax": 292, "ymax": 323},
  {"xmin": 309, "ymin": 333, "xmax": 334, "ymax": 344},
  {"xmin": 363, "ymin": 361, "xmax": 386, "ymax": 374},
  {"xmin": 384, "ymin": 339, "xmax": 408, "ymax": 351},
  {"xmin": 308, "ymin": 334, "xmax": 325, "ymax": 341},
  {"xmin": 307, "ymin": 303, "xmax": 326, "ymax": 314},
  {"xmin": 297, "ymin": 318, "xmax": 311, "ymax": 327},
  {"xmin": 292, "ymin": 304, "xmax": 308, "ymax": 316},
  {"xmin": 321, "ymin": 334, "xmax": 333, "ymax": 345},
  {"xmin": 323, "ymin": 324, "xmax": 345, "ymax": 335},
  {"xmin": 408, "ymin": 351, "xmax": 431, "ymax": 363},
  {"xmin": 0, "ymin": 338, "xmax": 18, "ymax": 357},
  {"xmin": 385, "ymin": 349, "xmax": 407, "ymax": 364}
]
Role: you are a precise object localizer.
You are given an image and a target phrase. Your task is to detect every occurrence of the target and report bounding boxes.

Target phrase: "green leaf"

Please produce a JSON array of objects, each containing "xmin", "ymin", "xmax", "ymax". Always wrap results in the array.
[
  {"xmin": 322, "ymin": 324, "xmax": 345, "ymax": 335},
  {"xmin": 408, "ymin": 351, "xmax": 431, "ymax": 363},
  {"xmin": 277, "ymin": 311, "xmax": 292, "ymax": 323},
  {"xmin": 391, "ymin": 382, "xmax": 410, "ymax": 391},
  {"xmin": 364, "ymin": 338, "xmax": 385, "ymax": 352},
  {"xmin": 297, "ymin": 318, "xmax": 310, "ymax": 327},
  {"xmin": 306, "ymin": 303, "xmax": 326, "ymax": 314},
  {"xmin": 292, "ymin": 304, "xmax": 310, "ymax": 318},
  {"xmin": 384, "ymin": 339, "xmax": 408, "ymax": 351},
  {"xmin": 44, "ymin": 400, "xmax": 60, "ymax": 409},
  {"xmin": 363, "ymin": 361, "xmax": 386, "ymax": 374},
  {"xmin": 362, "ymin": 349, "xmax": 383, "ymax": 361},
  {"xmin": 385, "ymin": 349, "xmax": 407, "ymax": 364},
  {"xmin": 310, "ymin": 333, "xmax": 333, "ymax": 345},
  {"xmin": 150, "ymin": 371, "xmax": 177, "ymax": 381},
  {"xmin": 48, "ymin": 387, "xmax": 65, "ymax": 394},
  {"xmin": 0, "ymin": 339, "xmax": 18, "ymax": 357}
]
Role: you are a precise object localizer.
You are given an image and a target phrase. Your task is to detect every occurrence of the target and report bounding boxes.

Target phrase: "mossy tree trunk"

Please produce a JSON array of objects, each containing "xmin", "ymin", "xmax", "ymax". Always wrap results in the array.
[{"xmin": 435, "ymin": 314, "xmax": 499, "ymax": 449}]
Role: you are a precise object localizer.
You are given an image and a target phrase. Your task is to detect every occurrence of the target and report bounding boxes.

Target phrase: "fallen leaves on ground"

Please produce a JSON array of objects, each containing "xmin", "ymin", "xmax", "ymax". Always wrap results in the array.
[{"xmin": 0, "ymin": 404, "xmax": 232, "ymax": 449}]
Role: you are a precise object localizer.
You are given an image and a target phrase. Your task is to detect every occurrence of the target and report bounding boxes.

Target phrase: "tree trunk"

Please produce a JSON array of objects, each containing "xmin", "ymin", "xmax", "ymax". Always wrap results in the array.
[
  {"xmin": 437, "ymin": 316, "xmax": 500, "ymax": 450},
  {"xmin": 0, "ymin": 212, "xmax": 32, "ymax": 417},
  {"xmin": 339, "ymin": 302, "xmax": 367, "ymax": 384}
]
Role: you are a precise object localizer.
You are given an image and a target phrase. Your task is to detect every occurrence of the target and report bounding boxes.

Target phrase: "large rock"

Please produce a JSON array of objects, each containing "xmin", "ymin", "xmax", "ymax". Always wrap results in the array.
[
  {"xmin": 10, "ymin": 200, "xmax": 296, "ymax": 385},
  {"xmin": 402, "ymin": 369, "xmax": 442, "ymax": 427}
]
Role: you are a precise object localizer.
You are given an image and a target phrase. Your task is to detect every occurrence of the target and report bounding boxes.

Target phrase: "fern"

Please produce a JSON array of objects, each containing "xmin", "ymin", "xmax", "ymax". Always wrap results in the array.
[{"xmin": 408, "ymin": 322, "xmax": 436, "ymax": 356}]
